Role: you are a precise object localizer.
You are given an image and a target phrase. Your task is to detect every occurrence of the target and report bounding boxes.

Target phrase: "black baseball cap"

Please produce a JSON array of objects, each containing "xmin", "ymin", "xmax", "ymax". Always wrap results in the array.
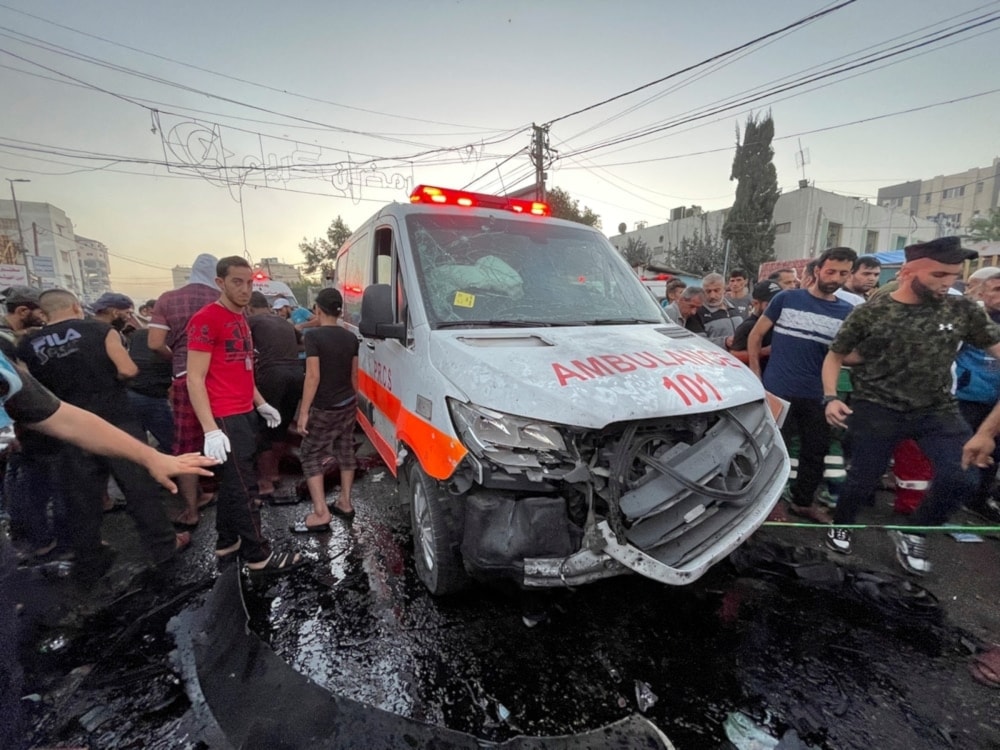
[
  {"xmin": 903, "ymin": 236, "xmax": 977, "ymax": 264},
  {"xmin": 1, "ymin": 286, "xmax": 41, "ymax": 308},
  {"xmin": 752, "ymin": 280, "xmax": 782, "ymax": 302}
]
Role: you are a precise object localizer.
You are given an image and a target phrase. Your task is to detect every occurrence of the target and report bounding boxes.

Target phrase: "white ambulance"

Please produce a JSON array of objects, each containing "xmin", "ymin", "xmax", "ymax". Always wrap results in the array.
[{"xmin": 336, "ymin": 185, "xmax": 788, "ymax": 595}]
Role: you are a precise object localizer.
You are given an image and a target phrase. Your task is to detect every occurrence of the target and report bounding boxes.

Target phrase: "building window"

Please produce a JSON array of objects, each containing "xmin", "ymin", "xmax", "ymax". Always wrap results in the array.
[
  {"xmin": 977, "ymin": 182, "xmax": 984, "ymax": 194},
  {"xmin": 825, "ymin": 222, "xmax": 843, "ymax": 249},
  {"xmin": 865, "ymin": 230, "xmax": 878, "ymax": 253},
  {"xmin": 895, "ymin": 235, "xmax": 907, "ymax": 250},
  {"xmin": 924, "ymin": 193, "xmax": 931, "ymax": 203},
  {"xmin": 774, "ymin": 222, "xmax": 791, "ymax": 234},
  {"xmin": 942, "ymin": 186, "xmax": 965, "ymax": 199}
]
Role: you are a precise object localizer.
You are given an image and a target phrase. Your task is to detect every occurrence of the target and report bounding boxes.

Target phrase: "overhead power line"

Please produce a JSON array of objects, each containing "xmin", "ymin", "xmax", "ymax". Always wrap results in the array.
[
  {"xmin": 0, "ymin": 1, "xmax": 507, "ymax": 133},
  {"xmin": 544, "ymin": 0, "xmax": 857, "ymax": 126},
  {"xmin": 558, "ymin": 12, "xmax": 1000, "ymax": 160}
]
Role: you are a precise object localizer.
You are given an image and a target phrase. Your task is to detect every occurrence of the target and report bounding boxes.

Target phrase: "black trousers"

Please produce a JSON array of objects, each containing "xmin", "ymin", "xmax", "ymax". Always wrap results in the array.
[
  {"xmin": 781, "ymin": 396, "xmax": 830, "ymax": 507},
  {"xmin": 59, "ymin": 413, "xmax": 176, "ymax": 570},
  {"xmin": 214, "ymin": 411, "xmax": 270, "ymax": 563}
]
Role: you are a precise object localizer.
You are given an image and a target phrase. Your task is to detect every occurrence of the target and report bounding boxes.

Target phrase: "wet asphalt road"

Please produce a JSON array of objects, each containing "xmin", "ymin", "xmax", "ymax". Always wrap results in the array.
[{"xmin": 12, "ymin": 458, "xmax": 1000, "ymax": 749}]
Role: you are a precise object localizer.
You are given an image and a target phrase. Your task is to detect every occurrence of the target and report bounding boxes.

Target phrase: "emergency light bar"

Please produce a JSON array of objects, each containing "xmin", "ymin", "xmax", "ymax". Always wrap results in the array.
[{"xmin": 410, "ymin": 185, "xmax": 550, "ymax": 217}]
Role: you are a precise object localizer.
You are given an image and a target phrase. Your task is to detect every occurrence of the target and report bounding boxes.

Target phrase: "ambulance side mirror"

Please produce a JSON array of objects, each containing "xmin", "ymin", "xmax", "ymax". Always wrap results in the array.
[{"xmin": 359, "ymin": 284, "xmax": 405, "ymax": 342}]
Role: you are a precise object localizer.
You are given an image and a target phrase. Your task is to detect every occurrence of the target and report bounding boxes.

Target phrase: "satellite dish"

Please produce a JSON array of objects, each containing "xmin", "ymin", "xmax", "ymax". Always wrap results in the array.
[{"xmin": 618, "ymin": 222, "xmax": 627, "ymax": 234}]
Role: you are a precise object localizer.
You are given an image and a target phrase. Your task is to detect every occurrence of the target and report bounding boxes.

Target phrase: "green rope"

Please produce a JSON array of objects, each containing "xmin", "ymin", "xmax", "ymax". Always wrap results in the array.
[{"xmin": 763, "ymin": 522, "xmax": 1000, "ymax": 532}]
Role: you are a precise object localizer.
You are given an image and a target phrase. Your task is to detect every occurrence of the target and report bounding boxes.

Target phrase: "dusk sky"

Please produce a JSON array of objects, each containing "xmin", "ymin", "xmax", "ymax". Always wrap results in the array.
[{"xmin": 2, "ymin": 0, "xmax": 998, "ymax": 299}]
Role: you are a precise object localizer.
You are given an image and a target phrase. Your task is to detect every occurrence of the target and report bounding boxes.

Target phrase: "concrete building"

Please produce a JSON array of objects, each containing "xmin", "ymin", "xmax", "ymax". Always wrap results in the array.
[
  {"xmin": 256, "ymin": 257, "xmax": 303, "ymax": 285},
  {"xmin": 0, "ymin": 199, "xmax": 84, "ymax": 294},
  {"xmin": 610, "ymin": 185, "xmax": 939, "ymax": 268},
  {"xmin": 877, "ymin": 157, "xmax": 1000, "ymax": 235},
  {"xmin": 75, "ymin": 235, "xmax": 112, "ymax": 302}
]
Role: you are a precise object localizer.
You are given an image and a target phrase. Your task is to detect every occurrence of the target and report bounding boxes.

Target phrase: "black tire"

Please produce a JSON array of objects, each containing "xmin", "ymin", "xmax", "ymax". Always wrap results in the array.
[{"xmin": 406, "ymin": 462, "xmax": 468, "ymax": 595}]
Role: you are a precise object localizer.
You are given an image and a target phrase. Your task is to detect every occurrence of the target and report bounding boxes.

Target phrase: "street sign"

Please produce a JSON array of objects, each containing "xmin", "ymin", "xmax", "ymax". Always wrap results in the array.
[
  {"xmin": 0, "ymin": 264, "xmax": 28, "ymax": 286},
  {"xmin": 27, "ymin": 255, "xmax": 56, "ymax": 278}
]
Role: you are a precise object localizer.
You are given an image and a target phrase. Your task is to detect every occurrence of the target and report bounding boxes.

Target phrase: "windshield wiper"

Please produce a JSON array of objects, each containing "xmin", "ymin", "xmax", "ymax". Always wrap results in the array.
[
  {"xmin": 588, "ymin": 318, "xmax": 662, "ymax": 325},
  {"xmin": 435, "ymin": 320, "xmax": 553, "ymax": 329}
]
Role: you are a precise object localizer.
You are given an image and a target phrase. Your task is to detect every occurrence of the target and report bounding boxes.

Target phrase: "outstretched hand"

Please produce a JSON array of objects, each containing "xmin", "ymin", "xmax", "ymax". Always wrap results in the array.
[{"xmin": 145, "ymin": 452, "xmax": 218, "ymax": 493}]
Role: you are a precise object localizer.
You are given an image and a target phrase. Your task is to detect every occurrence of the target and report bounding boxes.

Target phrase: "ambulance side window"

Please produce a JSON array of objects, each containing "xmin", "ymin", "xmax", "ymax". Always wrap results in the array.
[
  {"xmin": 339, "ymin": 231, "xmax": 369, "ymax": 326},
  {"xmin": 373, "ymin": 226, "xmax": 409, "ymax": 333}
]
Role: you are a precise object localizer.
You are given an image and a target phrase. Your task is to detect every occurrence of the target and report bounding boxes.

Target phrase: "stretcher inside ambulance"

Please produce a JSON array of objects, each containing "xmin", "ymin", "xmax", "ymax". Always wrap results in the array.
[{"xmin": 338, "ymin": 185, "xmax": 789, "ymax": 595}]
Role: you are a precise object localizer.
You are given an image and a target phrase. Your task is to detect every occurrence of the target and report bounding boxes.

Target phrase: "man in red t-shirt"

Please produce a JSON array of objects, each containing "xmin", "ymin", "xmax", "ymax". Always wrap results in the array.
[{"xmin": 186, "ymin": 256, "xmax": 305, "ymax": 576}]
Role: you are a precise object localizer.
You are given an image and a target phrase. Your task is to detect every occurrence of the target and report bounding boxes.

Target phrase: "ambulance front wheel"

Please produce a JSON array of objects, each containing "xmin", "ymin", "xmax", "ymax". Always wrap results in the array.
[{"xmin": 407, "ymin": 462, "xmax": 469, "ymax": 595}]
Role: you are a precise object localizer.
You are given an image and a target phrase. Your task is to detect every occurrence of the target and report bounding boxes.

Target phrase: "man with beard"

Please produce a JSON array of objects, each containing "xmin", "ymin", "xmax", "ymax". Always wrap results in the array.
[
  {"xmin": 823, "ymin": 237, "xmax": 1000, "ymax": 575},
  {"xmin": 91, "ymin": 292, "xmax": 141, "ymax": 338},
  {"xmin": 843, "ymin": 255, "xmax": 881, "ymax": 300},
  {"xmin": 0, "ymin": 286, "xmax": 45, "ymax": 356},
  {"xmin": 747, "ymin": 246, "xmax": 857, "ymax": 524}
]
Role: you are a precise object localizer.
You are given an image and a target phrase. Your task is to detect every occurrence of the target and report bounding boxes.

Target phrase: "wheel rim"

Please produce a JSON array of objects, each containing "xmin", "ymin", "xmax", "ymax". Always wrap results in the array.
[{"xmin": 413, "ymin": 477, "xmax": 437, "ymax": 573}]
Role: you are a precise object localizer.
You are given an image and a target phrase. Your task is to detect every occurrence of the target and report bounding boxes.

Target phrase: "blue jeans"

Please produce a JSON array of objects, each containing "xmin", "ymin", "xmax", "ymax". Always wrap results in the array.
[
  {"xmin": 832, "ymin": 401, "xmax": 975, "ymax": 527},
  {"xmin": 127, "ymin": 391, "xmax": 174, "ymax": 452}
]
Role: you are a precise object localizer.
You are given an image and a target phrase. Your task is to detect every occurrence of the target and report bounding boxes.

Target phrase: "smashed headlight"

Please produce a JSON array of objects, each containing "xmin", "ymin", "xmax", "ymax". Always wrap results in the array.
[{"xmin": 447, "ymin": 399, "xmax": 567, "ymax": 459}]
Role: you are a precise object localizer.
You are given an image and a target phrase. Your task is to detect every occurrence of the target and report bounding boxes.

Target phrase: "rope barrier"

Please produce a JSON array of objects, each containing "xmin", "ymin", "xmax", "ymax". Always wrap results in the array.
[{"xmin": 763, "ymin": 522, "xmax": 1000, "ymax": 533}]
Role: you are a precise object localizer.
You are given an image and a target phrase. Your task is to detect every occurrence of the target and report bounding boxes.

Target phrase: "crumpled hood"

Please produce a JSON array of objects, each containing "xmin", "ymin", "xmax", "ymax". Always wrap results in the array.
[{"xmin": 429, "ymin": 325, "xmax": 765, "ymax": 428}]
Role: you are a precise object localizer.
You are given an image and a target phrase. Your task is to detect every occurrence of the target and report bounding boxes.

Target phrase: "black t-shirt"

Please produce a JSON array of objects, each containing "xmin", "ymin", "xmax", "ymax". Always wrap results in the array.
[
  {"xmin": 730, "ymin": 313, "xmax": 772, "ymax": 353},
  {"xmin": 249, "ymin": 314, "xmax": 302, "ymax": 370},
  {"xmin": 127, "ymin": 328, "xmax": 172, "ymax": 398},
  {"xmin": 303, "ymin": 325, "xmax": 359, "ymax": 409},
  {"xmin": 17, "ymin": 318, "xmax": 128, "ymax": 422}
]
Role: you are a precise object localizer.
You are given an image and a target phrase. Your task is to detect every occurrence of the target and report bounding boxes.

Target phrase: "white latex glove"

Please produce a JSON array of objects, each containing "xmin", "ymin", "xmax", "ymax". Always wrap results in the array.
[
  {"xmin": 203, "ymin": 429, "xmax": 231, "ymax": 463},
  {"xmin": 256, "ymin": 402, "xmax": 281, "ymax": 429}
]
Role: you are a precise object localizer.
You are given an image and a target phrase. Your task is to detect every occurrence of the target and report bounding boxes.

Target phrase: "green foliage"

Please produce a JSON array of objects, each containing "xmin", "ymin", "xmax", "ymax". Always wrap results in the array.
[
  {"xmin": 287, "ymin": 281, "xmax": 316, "ymax": 306},
  {"xmin": 721, "ymin": 113, "xmax": 780, "ymax": 278},
  {"xmin": 299, "ymin": 216, "xmax": 353, "ymax": 275},
  {"xmin": 672, "ymin": 228, "xmax": 726, "ymax": 278},
  {"xmin": 546, "ymin": 187, "xmax": 601, "ymax": 229},
  {"xmin": 968, "ymin": 209, "xmax": 1000, "ymax": 242},
  {"xmin": 621, "ymin": 236, "xmax": 652, "ymax": 268}
]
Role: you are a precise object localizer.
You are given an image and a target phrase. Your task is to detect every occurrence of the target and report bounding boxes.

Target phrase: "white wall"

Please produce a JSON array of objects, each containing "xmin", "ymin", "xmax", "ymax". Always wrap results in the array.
[{"xmin": 609, "ymin": 186, "xmax": 941, "ymax": 268}]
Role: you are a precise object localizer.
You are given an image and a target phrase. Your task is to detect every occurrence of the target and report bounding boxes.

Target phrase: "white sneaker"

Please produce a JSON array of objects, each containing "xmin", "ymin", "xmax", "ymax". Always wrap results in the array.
[
  {"xmin": 825, "ymin": 527, "xmax": 852, "ymax": 555},
  {"xmin": 888, "ymin": 530, "xmax": 931, "ymax": 576}
]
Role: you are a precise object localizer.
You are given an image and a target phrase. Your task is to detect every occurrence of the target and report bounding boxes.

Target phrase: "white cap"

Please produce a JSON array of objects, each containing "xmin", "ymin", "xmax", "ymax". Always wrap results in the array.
[
  {"xmin": 969, "ymin": 266, "xmax": 1000, "ymax": 281},
  {"xmin": 273, "ymin": 298, "xmax": 291, "ymax": 310}
]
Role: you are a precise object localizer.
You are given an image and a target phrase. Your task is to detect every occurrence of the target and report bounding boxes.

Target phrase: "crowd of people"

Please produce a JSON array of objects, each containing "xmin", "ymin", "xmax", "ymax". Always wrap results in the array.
[
  {"xmin": 659, "ymin": 237, "xmax": 1000, "ymax": 576},
  {"xmin": 0, "ymin": 253, "xmax": 360, "ymax": 585},
  {"xmin": 4, "ymin": 239, "xmax": 1000, "ymax": 587}
]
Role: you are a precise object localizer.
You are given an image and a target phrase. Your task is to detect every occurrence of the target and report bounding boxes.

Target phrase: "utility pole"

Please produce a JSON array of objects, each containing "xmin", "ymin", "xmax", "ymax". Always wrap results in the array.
[
  {"xmin": 5, "ymin": 178, "xmax": 30, "ymax": 256},
  {"xmin": 530, "ymin": 124, "xmax": 549, "ymax": 201}
]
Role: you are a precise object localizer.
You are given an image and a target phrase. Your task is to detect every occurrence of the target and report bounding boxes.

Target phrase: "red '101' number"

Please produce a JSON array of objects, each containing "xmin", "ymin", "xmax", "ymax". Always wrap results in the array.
[{"xmin": 662, "ymin": 373, "xmax": 723, "ymax": 406}]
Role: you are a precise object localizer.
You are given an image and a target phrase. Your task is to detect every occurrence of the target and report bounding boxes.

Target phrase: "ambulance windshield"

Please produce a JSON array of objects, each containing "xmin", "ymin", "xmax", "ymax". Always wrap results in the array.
[{"xmin": 406, "ymin": 214, "xmax": 664, "ymax": 328}]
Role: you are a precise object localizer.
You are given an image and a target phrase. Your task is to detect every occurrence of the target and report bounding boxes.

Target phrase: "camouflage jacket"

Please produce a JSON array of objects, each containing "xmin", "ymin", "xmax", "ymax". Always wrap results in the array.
[{"xmin": 830, "ymin": 293, "xmax": 1000, "ymax": 412}]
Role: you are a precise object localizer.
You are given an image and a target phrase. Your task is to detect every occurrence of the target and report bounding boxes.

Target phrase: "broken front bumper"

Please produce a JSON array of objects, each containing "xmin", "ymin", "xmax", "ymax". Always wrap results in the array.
[{"xmin": 523, "ymin": 401, "xmax": 789, "ymax": 588}]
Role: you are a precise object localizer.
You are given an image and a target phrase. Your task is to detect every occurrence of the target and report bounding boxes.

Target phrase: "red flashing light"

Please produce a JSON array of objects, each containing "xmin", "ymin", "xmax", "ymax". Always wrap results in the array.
[
  {"xmin": 252, "ymin": 271, "xmax": 269, "ymax": 282},
  {"xmin": 410, "ymin": 185, "xmax": 550, "ymax": 217}
]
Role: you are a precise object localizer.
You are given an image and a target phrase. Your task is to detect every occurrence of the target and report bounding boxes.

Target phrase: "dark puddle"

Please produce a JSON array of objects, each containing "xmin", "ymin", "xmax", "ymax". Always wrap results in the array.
[{"xmin": 253, "ymin": 523, "xmax": 998, "ymax": 750}]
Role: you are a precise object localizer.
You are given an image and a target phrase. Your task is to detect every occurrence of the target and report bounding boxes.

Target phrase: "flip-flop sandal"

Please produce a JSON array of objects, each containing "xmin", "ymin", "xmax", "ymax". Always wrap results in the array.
[
  {"xmin": 329, "ymin": 504, "xmax": 356, "ymax": 521},
  {"xmin": 289, "ymin": 519, "xmax": 331, "ymax": 534},
  {"xmin": 245, "ymin": 549, "xmax": 308, "ymax": 578},
  {"xmin": 970, "ymin": 647, "xmax": 1000, "ymax": 688}
]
